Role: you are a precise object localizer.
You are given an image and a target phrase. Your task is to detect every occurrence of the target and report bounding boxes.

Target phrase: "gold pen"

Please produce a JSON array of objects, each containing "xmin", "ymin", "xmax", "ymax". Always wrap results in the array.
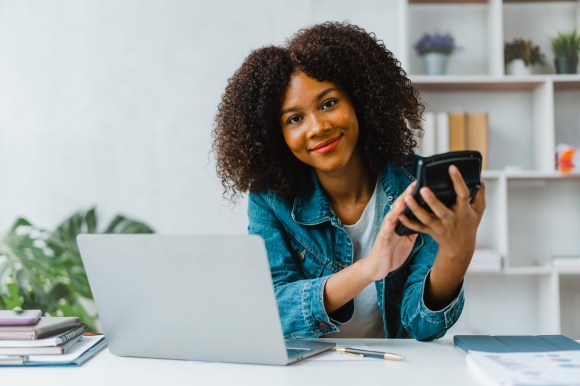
[{"xmin": 335, "ymin": 347, "xmax": 406, "ymax": 361}]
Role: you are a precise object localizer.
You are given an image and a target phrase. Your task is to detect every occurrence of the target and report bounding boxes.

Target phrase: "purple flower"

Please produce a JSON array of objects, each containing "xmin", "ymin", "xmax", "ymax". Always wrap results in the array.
[{"xmin": 414, "ymin": 32, "xmax": 459, "ymax": 55}]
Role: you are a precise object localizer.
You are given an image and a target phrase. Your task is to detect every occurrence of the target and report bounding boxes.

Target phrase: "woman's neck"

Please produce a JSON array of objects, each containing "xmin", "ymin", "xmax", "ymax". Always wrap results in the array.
[{"xmin": 316, "ymin": 152, "xmax": 377, "ymax": 224}]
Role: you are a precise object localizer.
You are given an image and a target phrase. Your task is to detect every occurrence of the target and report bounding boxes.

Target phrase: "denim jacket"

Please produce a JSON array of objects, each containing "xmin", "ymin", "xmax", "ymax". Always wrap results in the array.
[{"xmin": 247, "ymin": 160, "xmax": 464, "ymax": 341}]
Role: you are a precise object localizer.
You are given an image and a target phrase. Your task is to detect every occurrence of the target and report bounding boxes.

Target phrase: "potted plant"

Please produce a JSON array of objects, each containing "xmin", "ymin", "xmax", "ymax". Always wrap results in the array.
[
  {"xmin": 550, "ymin": 29, "xmax": 580, "ymax": 74},
  {"xmin": 504, "ymin": 38, "xmax": 545, "ymax": 75},
  {"xmin": 0, "ymin": 208, "xmax": 154, "ymax": 331},
  {"xmin": 414, "ymin": 32, "xmax": 460, "ymax": 75}
]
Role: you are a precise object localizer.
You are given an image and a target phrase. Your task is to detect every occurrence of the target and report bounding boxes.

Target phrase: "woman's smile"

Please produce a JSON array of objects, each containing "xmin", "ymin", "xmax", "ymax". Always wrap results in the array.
[{"xmin": 310, "ymin": 134, "xmax": 343, "ymax": 154}]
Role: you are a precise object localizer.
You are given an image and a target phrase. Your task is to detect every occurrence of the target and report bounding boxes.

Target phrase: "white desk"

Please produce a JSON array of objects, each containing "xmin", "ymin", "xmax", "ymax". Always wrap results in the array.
[{"xmin": 3, "ymin": 339, "xmax": 484, "ymax": 386}]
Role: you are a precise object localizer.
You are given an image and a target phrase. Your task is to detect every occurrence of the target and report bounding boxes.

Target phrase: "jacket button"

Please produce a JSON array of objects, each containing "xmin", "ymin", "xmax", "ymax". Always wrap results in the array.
[
  {"xmin": 298, "ymin": 249, "xmax": 306, "ymax": 262},
  {"xmin": 319, "ymin": 322, "xmax": 329, "ymax": 331}
]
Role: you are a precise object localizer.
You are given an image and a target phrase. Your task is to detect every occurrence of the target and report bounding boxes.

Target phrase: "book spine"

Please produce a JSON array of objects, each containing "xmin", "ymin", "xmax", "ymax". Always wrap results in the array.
[
  {"xmin": 436, "ymin": 112, "xmax": 449, "ymax": 154},
  {"xmin": 448, "ymin": 112, "xmax": 466, "ymax": 152},
  {"xmin": 35, "ymin": 318, "xmax": 80, "ymax": 339},
  {"xmin": 55, "ymin": 324, "xmax": 87, "ymax": 345},
  {"xmin": 465, "ymin": 112, "xmax": 489, "ymax": 170},
  {"xmin": 418, "ymin": 112, "xmax": 437, "ymax": 156}
]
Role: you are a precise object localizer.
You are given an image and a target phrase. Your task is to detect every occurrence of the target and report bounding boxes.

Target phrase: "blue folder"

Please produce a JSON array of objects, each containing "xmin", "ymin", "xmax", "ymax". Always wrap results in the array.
[{"xmin": 454, "ymin": 334, "xmax": 580, "ymax": 353}]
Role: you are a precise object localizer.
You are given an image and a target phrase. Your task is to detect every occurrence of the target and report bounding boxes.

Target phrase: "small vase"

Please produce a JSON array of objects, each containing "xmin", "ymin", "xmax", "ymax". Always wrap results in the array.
[
  {"xmin": 422, "ymin": 53, "xmax": 448, "ymax": 75},
  {"xmin": 506, "ymin": 59, "xmax": 531, "ymax": 76},
  {"xmin": 554, "ymin": 56, "xmax": 579, "ymax": 74}
]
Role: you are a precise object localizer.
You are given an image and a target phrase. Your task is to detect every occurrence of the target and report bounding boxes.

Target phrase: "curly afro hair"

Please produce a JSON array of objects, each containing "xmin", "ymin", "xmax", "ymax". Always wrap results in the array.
[{"xmin": 213, "ymin": 21, "xmax": 424, "ymax": 201}]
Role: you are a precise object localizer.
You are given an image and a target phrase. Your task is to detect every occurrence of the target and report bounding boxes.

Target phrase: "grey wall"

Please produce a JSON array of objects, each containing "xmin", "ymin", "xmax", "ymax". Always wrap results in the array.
[{"xmin": 0, "ymin": 0, "xmax": 399, "ymax": 234}]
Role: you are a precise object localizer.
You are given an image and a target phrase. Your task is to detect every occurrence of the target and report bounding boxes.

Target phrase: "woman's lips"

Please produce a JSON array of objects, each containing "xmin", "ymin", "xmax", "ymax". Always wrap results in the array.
[{"xmin": 310, "ymin": 135, "xmax": 342, "ymax": 154}]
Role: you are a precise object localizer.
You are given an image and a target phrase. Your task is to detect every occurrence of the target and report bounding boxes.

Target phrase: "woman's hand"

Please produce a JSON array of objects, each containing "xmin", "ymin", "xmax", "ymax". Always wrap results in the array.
[
  {"xmin": 361, "ymin": 183, "xmax": 418, "ymax": 282},
  {"xmin": 323, "ymin": 183, "xmax": 419, "ymax": 314},
  {"xmin": 397, "ymin": 164, "xmax": 486, "ymax": 309}
]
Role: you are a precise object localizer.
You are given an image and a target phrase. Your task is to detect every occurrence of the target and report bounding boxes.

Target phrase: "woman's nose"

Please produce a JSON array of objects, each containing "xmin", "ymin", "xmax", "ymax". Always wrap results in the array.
[{"xmin": 307, "ymin": 113, "xmax": 332, "ymax": 137}]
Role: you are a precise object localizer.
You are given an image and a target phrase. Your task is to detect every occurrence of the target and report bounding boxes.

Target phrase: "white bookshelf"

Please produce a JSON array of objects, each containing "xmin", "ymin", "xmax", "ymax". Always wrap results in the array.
[{"xmin": 394, "ymin": 0, "xmax": 580, "ymax": 338}]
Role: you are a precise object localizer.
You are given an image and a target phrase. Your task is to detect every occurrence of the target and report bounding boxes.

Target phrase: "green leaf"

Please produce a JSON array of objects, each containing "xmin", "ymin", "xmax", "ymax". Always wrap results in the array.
[
  {"xmin": 3, "ymin": 282, "xmax": 23, "ymax": 309},
  {"xmin": 0, "ymin": 208, "xmax": 154, "ymax": 333}
]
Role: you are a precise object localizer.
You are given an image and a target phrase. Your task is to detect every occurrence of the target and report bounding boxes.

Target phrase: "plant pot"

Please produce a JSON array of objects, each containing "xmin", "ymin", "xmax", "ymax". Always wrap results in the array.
[
  {"xmin": 554, "ymin": 56, "xmax": 579, "ymax": 74},
  {"xmin": 422, "ymin": 53, "xmax": 448, "ymax": 75},
  {"xmin": 506, "ymin": 59, "xmax": 531, "ymax": 76}
]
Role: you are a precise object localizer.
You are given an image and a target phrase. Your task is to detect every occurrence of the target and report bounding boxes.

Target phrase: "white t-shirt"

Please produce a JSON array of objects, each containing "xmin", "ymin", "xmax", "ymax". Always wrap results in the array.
[{"xmin": 324, "ymin": 182, "xmax": 384, "ymax": 338}]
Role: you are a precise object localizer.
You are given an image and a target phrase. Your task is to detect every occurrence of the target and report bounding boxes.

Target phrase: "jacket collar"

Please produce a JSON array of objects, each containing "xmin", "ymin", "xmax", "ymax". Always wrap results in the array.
[
  {"xmin": 291, "ymin": 171, "xmax": 332, "ymax": 225},
  {"xmin": 291, "ymin": 158, "xmax": 418, "ymax": 226}
]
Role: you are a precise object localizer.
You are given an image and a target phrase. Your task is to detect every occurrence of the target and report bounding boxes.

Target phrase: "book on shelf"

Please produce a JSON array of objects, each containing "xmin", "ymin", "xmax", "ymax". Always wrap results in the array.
[
  {"xmin": 417, "ymin": 112, "xmax": 449, "ymax": 157},
  {"xmin": 417, "ymin": 111, "xmax": 437, "ymax": 156},
  {"xmin": 448, "ymin": 112, "xmax": 466, "ymax": 152},
  {"xmin": 435, "ymin": 112, "xmax": 449, "ymax": 154},
  {"xmin": 0, "ymin": 317, "xmax": 81, "ymax": 340},
  {"xmin": 418, "ymin": 111, "xmax": 489, "ymax": 170},
  {"xmin": 465, "ymin": 112, "xmax": 488, "ymax": 170}
]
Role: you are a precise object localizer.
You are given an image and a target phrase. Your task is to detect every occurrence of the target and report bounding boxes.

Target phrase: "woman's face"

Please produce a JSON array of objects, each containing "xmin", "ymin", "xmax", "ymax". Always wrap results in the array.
[{"xmin": 280, "ymin": 71, "xmax": 360, "ymax": 175}]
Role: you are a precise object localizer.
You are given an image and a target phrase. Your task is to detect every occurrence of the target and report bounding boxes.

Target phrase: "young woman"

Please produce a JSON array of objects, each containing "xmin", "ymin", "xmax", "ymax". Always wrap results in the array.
[{"xmin": 212, "ymin": 22, "xmax": 485, "ymax": 340}]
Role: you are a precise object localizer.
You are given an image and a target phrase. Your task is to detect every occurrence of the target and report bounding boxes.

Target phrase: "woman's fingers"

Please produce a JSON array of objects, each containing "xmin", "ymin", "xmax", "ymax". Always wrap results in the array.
[
  {"xmin": 471, "ymin": 180, "xmax": 487, "ymax": 217},
  {"xmin": 400, "ymin": 164, "xmax": 479, "ymax": 233},
  {"xmin": 448, "ymin": 164, "xmax": 470, "ymax": 207}
]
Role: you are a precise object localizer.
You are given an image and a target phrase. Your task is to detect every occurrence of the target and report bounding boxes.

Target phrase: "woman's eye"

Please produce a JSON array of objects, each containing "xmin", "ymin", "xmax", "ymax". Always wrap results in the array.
[
  {"xmin": 321, "ymin": 99, "xmax": 337, "ymax": 110},
  {"xmin": 287, "ymin": 115, "xmax": 303, "ymax": 125}
]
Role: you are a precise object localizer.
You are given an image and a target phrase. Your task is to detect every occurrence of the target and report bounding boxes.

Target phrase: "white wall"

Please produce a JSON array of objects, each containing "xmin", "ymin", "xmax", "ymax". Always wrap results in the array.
[{"xmin": 0, "ymin": 0, "xmax": 399, "ymax": 234}]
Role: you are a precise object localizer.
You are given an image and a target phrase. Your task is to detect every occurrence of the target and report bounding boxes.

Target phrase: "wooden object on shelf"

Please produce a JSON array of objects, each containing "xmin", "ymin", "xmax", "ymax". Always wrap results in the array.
[
  {"xmin": 465, "ymin": 112, "xmax": 489, "ymax": 170},
  {"xmin": 448, "ymin": 112, "xmax": 466, "ymax": 151}
]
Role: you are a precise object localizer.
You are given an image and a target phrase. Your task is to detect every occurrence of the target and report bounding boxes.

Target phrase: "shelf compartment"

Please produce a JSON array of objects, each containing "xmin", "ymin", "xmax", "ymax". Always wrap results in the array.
[
  {"xmin": 461, "ymin": 274, "xmax": 559, "ymax": 334},
  {"xmin": 417, "ymin": 89, "xmax": 543, "ymax": 170},
  {"xmin": 477, "ymin": 176, "xmax": 506, "ymax": 255},
  {"xmin": 503, "ymin": 1, "xmax": 579, "ymax": 75},
  {"xmin": 555, "ymin": 88, "xmax": 580, "ymax": 150},
  {"xmin": 506, "ymin": 177, "xmax": 580, "ymax": 267},
  {"xmin": 407, "ymin": 2, "xmax": 489, "ymax": 76}
]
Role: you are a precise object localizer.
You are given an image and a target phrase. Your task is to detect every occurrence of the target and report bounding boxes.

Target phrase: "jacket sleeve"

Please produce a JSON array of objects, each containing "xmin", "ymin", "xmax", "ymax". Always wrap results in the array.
[
  {"xmin": 247, "ymin": 193, "xmax": 342, "ymax": 339},
  {"xmin": 400, "ymin": 234, "xmax": 465, "ymax": 341}
]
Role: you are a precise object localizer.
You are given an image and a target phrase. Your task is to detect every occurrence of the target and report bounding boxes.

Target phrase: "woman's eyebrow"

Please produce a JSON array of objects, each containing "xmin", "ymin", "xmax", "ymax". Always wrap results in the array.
[{"xmin": 280, "ymin": 88, "xmax": 339, "ymax": 115}]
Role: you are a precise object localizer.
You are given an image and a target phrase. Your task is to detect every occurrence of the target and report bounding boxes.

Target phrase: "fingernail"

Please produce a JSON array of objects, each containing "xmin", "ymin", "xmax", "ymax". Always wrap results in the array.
[{"xmin": 449, "ymin": 165, "xmax": 458, "ymax": 174}]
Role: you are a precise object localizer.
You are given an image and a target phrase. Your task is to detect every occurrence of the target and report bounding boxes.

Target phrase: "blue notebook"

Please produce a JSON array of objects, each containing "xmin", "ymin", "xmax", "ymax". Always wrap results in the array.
[{"xmin": 454, "ymin": 334, "xmax": 580, "ymax": 353}]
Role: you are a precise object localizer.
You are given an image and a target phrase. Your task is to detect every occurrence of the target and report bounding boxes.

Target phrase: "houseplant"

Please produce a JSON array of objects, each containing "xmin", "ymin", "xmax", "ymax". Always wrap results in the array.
[
  {"xmin": 504, "ymin": 38, "xmax": 545, "ymax": 75},
  {"xmin": 550, "ymin": 29, "xmax": 580, "ymax": 74},
  {"xmin": 0, "ymin": 208, "xmax": 154, "ymax": 331},
  {"xmin": 414, "ymin": 32, "xmax": 460, "ymax": 75}
]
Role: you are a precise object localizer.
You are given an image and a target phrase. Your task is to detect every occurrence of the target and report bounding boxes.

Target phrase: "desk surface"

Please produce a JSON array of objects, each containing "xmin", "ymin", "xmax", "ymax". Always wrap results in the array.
[{"xmin": 3, "ymin": 339, "xmax": 484, "ymax": 386}]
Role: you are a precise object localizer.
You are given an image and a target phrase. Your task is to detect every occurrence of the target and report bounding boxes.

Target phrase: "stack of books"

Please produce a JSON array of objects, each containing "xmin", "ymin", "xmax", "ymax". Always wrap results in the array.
[
  {"xmin": 0, "ymin": 311, "xmax": 106, "ymax": 366},
  {"xmin": 417, "ymin": 111, "xmax": 489, "ymax": 170}
]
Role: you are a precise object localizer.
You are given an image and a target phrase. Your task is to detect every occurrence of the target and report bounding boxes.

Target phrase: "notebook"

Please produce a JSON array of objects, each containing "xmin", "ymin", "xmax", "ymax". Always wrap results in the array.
[
  {"xmin": 76, "ymin": 234, "xmax": 335, "ymax": 365},
  {"xmin": 454, "ymin": 334, "xmax": 580, "ymax": 353},
  {"xmin": 0, "ymin": 317, "xmax": 81, "ymax": 340}
]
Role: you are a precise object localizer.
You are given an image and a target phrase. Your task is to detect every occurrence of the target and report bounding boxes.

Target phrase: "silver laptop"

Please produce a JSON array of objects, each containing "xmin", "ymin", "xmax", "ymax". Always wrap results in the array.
[{"xmin": 76, "ymin": 234, "xmax": 334, "ymax": 365}]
